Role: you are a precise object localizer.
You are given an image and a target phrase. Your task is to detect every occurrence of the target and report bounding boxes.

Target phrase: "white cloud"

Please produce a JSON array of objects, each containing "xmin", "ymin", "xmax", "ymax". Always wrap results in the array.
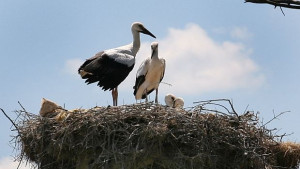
[
  {"xmin": 126, "ymin": 23, "xmax": 264, "ymax": 95},
  {"xmin": 0, "ymin": 157, "xmax": 32, "ymax": 169},
  {"xmin": 231, "ymin": 27, "xmax": 253, "ymax": 40},
  {"xmin": 63, "ymin": 58, "xmax": 84, "ymax": 76}
]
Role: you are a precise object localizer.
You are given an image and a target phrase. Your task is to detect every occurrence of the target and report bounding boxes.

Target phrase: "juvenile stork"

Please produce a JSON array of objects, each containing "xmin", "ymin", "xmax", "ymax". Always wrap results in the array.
[
  {"xmin": 165, "ymin": 94, "xmax": 184, "ymax": 108},
  {"xmin": 133, "ymin": 42, "xmax": 166, "ymax": 103},
  {"xmin": 78, "ymin": 22, "xmax": 156, "ymax": 106}
]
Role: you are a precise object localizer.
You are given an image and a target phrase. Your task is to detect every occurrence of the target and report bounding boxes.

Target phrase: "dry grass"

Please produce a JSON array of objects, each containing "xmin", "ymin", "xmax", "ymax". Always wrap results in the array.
[
  {"xmin": 271, "ymin": 142, "xmax": 300, "ymax": 168},
  {"xmin": 4, "ymin": 100, "xmax": 300, "ymax": 169}
]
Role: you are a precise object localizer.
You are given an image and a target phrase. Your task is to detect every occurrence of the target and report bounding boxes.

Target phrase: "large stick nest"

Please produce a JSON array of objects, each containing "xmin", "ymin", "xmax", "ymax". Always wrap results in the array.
[{"xmin": 8, "ymin": 100, "xmax": 300, "ymax": 169}]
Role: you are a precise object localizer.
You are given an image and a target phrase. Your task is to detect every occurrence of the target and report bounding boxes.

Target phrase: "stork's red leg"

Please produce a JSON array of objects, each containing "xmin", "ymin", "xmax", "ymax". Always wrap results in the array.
[
  {"xmin": 115, "ymin": 87, "xmax": 118, "ymax": 106},
  {"xmin": 112, "ymin": 87, "xmax": 118, "ymax": 106},
  {"xmin": 155, "ymin": 88, "xmax": 158, "ymax": 104}
]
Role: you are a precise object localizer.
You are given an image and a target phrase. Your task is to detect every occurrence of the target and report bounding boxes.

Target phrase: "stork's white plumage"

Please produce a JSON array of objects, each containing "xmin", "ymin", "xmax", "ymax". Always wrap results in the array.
[
  {"xmin": 133, "ymin": 42, "xmax": 166, "ymax": 103},
  {"xmin": 174, "ymin": 97, "xmax": 184, "ymax": 108},
  {"xmin": 165, "ymin": 94, "xmax": 184, "ymax": 108},
  {"xmin": 78, "ymin": 22, "xmax": 156, "ymax": 106},
  {"xmin": 165, "ymin": 94, "xmax": 176, "ymax": 107}
]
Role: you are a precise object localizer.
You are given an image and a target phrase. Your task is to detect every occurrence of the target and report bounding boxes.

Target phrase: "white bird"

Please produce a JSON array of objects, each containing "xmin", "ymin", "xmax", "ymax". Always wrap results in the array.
[
  {"xmin": 133, "ymin": 42, "xmax": 166, "ymax": 103},
  {"xmin": 78, "ymin": 22, "xmax": 156, "ymax": 106},
  {"xmin": 165, "ymin": 94, "xmax": 184, "ymax": 108}
]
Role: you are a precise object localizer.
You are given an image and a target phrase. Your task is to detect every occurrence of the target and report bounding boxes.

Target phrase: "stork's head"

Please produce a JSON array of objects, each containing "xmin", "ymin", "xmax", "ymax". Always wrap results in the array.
[
  {"xmin": 151, "ymin": 42, "xmax": 158, "ymax": 50},
  {"xmin": 131, "ymin": 22, "xmax": 156, "ymax": 38}
]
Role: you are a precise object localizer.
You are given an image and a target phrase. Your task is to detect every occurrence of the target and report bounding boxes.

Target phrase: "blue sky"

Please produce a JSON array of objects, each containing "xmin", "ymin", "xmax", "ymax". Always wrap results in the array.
[{"xmin": 1, "ymin": 1, "xmax": 300, "ymax": 168}]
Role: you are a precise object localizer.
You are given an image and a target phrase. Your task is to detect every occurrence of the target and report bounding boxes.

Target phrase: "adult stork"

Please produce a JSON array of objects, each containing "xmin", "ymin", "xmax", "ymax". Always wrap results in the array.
[
  {"xmin": 78, "ymin": 22, "xmax": 156, "ymax": 106},
  {"xmin": 133, "ymin": 42, "xmax": 166, "ymax": 103}
]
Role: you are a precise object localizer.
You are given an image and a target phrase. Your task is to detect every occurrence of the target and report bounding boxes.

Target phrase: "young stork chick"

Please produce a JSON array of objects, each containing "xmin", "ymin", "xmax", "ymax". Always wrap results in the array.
[
  {"xmin": 78, "ymin": 22, "xmax": 156, "ymax": 106},
  {"xmin": 165, "ymin": 94, "xmax": 184, "ymax": 108},
  {"xmin": 133, "ymin": 42, "xmax": 166, "ymax": 103}
]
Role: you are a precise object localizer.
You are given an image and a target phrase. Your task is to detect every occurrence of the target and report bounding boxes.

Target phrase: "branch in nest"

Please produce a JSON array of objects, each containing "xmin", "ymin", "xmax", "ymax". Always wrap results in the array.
[
  {"xmin": 245, "ymin": 0, "xmax": 300, "ymax": 9},
  {"xmin": 262, "ymin": 110, "xmax": 290, "ymax": 127},
  {"xmin": 193, "ymin": 99, "xmax": 239, "ymax": 117},
  {"xmin": 1, "ymin": 108, "xmax": 20, "ymax": 134}
]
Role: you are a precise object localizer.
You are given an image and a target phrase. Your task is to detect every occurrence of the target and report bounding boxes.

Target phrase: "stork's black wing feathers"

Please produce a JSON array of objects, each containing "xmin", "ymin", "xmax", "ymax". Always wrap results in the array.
[
  {"xmin": 78, "ymin": 51, "xmax": 104, "ymax": 74},
  {"xmin": 141, "ymin": 88, "xmax": 154, "ymax": 99},
  {"xmin": 133, "ymin": 59, "xmax": 150, "ymax": 97},
  {"xmin": 79, "ymin": 52, "xmax": 134, "ymax": 91},
  {"xmin": 133, "ymin": 75, "xmax": 145, "ymax": 96},
  {"xmin": 133, "ymin": 75, "xmax": 155, "ymax": 99}
]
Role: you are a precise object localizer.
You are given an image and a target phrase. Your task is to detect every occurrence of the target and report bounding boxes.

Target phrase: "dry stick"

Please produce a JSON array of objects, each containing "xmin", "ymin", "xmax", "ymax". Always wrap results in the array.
[
  {"xmin": 193, "ymin": 99, "xmax": 239, "ymax": 117},
  {"xmin": 160, "ymin": 81, "xmax": 172, "ymax": 87},
  {"xmin": 16, "ymin": 154, "xmax": 24, "ymax": 169},
  {"xmin": 243, "ymin": 105, "xmax": 250, "ymax": 114},
  {"xmin": 262, "ymin": 110, "xmax": 290, "ymax": 127},
  {"xmin": 245, "ymin": 0, "xmax": 300, "ymax": 9},
  {"xmin": 226, "ymin": 99, "xmax": 239, "ymax": 117},
  {"xmin": 0, "ymin": 108, "xmax": 24, "ymax": 169},
  {"xmin": 280, "ymin": 6, "xmax": 286, "ymax": 15},
  {"xmin": 18, "ymin": 101, "xmax": 26, "ymax": 112},
  {"xmin": 0, "ymin": 108, "xmax": 20, "ymax": 133},
  {"xmin": 252, "ymin": 0, "xmax": 300, "ymax": 5},
  {"xmin": 17, "ymin": 101, "xmax": 32, "ymax": 121}
]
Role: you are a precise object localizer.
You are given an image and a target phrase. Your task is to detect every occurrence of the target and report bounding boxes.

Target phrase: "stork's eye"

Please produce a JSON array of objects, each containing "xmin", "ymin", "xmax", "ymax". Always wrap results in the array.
[{"xmin": 138, "ymin": 25, "xmax": 143, "ymax": 30}]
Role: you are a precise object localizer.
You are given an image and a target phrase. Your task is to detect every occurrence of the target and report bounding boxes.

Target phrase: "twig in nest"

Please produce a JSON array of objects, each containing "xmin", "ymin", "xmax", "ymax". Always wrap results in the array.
[
  {"xmin": 0, "ymin": 108, "xmax": 20, "ymax": 134},
  {"xmin": 262, "ymin": 110, "xmax": 290, "ymax": 127},
  {"xmin": 0, "ymin": 108, "xmax": 24, "ymax": 169},
  {"xmin": 193, "ymin": 99, "xmax": 239, "ymax": 117},
  {"xmin": 18, "ymin": 101, "xmax": 26, "ymax": 112}
]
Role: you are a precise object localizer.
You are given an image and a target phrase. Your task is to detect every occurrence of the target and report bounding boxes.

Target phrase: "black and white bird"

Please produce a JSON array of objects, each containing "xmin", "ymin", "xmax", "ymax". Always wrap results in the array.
[
  {"xmin": 133, "ymin": 42, "xmax": 166, "ymax": 103},
  {"xmin": 78, "ymin": 22, "xmax": 156, "ymax": 106}
]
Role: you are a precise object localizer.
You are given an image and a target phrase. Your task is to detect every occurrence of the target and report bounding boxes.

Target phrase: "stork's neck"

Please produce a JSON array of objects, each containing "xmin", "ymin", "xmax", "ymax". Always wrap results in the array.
[
  {"xmin": 151, "ymin": 49, "xmax": 159, "ymax": 60},
  {"xmin": 132, "ymin": 30, "xmax": 141, "ymax": 56}
]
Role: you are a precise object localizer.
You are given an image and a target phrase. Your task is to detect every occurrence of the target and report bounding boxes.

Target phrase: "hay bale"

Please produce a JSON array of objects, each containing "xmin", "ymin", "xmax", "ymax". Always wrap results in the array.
[
  {"xmin": 39, "ymin": 98, "xmax": 62, "ymax": 117},
  {"xmin": 13, "ymin": 100, "xmax": 300, "ymax": 169},
  {"xmin": 271, "ymin": 142, "xmax": 300, "ymax": 168}
]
